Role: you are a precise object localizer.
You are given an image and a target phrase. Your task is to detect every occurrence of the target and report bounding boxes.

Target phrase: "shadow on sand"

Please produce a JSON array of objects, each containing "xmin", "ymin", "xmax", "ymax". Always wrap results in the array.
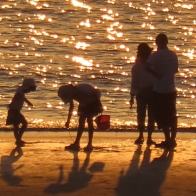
[
  {"xmin": 0, "ymin": 147, "xmax": 23, "ymax": 186},
  {"xmin": 44, "ymin": 150, "xmax": 105, "ymax": 194},
  {"xmin": 116, "ymin": 146, "xmax": 174, "ymax": 196}
]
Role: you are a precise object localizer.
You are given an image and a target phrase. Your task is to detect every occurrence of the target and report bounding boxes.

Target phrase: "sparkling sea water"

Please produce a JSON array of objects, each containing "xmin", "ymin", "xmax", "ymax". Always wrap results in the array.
[{"xmin": 0, "ymin": 0, "xmax": 196, "ymax": 129}]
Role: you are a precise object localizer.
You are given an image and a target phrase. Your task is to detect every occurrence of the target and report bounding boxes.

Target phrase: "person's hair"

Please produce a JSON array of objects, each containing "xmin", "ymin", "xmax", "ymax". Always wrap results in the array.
[
  {"xmin": 57, "ymin": 84, "xmax": 74, "ymax": 103},
  {"xmin": 22, "ymin": 78, "xmax": 36, "ymax": 91},
  {"xmin": 155, "ymin": 33, "xmax": 168, "ymax": 45},
  {"xmin": 137, "ymin": 43, "xmax": 153, "ymax": 59}
]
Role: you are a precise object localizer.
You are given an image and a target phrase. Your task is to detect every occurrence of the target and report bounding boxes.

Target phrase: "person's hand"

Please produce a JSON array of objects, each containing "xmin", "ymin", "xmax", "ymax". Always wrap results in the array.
[
  {"xmin": 65, "ymin": 121, "xmax": 70, "ymax": 128},
  {"xmin": 129, "ymin": 98, "xmax": 134, "ymax": 109},
  {"xmin": 28, "ymin": 103, "xmax": 33, "ymax": 107}
]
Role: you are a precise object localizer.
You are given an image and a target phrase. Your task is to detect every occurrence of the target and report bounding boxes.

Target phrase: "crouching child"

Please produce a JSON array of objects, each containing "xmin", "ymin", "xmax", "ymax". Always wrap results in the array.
[{"xmin": 58, "ymin": 83, "xmax": 103, "ymax": 151}]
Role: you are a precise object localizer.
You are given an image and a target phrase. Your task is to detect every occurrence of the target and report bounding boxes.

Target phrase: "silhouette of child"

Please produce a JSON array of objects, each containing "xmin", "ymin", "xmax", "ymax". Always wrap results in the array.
[
  {"xmin": 58, "ymin": 83, "xmax": 103, "ymax": 151},
  {"xmin": 6, "ymin": 78, "xmax": 37, "ymax": 146}
]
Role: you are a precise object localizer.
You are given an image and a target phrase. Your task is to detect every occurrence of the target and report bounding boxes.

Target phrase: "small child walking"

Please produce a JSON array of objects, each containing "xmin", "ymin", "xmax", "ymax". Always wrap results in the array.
[
  {"xmin": 6, "ymin": 78, "xmax": 37, "ymax": 146},
  {"xmin": 58, "ymin": 83, "xmax": 103, "ymax": 151}
]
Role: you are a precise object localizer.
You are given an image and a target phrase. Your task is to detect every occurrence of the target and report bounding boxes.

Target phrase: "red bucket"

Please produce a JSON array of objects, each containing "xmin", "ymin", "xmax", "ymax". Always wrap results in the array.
[{"xmin": 95, "ymin": 115, "xmax": 110, "ymax": 131}]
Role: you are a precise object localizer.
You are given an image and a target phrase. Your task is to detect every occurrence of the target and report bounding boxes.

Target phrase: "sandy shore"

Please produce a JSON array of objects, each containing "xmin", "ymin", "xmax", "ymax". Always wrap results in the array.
[{"xmin": 0, "ymin": 131, "xmax": 196, "ymax": 196}]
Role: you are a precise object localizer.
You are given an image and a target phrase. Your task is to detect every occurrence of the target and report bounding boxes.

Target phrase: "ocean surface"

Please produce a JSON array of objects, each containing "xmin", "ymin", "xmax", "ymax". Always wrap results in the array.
[{"xmin": 0, "ymin": 0, "xmax": 196, "ymax": 130}]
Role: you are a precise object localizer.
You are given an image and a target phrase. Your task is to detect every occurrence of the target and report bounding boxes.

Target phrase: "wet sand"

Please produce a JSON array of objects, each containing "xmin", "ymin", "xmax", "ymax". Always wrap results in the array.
[{"xmin": 0, "ymin": 131, "xmax": 196, "ymax": 196}]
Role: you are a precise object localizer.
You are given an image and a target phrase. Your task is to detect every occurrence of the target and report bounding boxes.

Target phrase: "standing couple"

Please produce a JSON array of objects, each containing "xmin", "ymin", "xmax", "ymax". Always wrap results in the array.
[{"xmin": 130, "ymin": 33, "xmax": 178, "ymax": 149}]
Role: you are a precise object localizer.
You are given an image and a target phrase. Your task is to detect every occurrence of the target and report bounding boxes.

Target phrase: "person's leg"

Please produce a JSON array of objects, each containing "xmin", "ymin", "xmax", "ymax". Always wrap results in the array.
[
  {"xmin": 147, "ymin": 95, "xmax": 155, "ymax": 144},
  {"xmin": 154, "ymin": 92, "xmax": 171, "ymax": 141},
  {"xmin": 7, "ymin": 109, "xmax": 20, "ymax": 142},
  {"xmin": 170, "ymin": 91, "xmax": 177, "ymax": 146},
  {"xmin": 155, "ymin": 126, "xmax": 171, "ymax": 148},
  {"xmin": 170, "ymin": 114, "xmax": 177, "ymax": 144},
  {"xmin": 18, "ymin": 117, "xmax": 27, "ymax": 142},
  {"xmin": 153, "ymin": 92, "xmax": 171, "ymax": 148},
  {"xmin": 162, "ymin": 92, "xmax": 177, "ymax": 144},
  {"xmin": 86, "ymin": 116, "xmax": 94, "ymax": 147},
  {"xmin": 12, "ymin": 111, "xmax": 24, "ymax": 144},
  {"xmin": 171, "ymin": 122, "xmax": 177, "ymax": 141},
  {"xmin": 13, "ymin": 123, "xmax": 20, "ymax": 142},
  {"xmin": 163, "ymin": 126, "xmax": 170, "ymax": 142},
  {"xmin": 135, "ymin": 95, "xmax": 146, "ymax": 144},
  {"xmin": 73, "ymin": 116, "xmax": 86, "ymax": 147}
]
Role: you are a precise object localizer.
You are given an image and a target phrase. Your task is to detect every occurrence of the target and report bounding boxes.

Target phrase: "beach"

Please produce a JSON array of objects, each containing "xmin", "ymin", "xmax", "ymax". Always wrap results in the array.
[
  {"xmin": 0, "ymin": 1, "xmax": 196, "ymax": 195},
  {"xmin": 0, "ymin": 1, "xmax": 196, "ymax": 129},
  {"xmin": 0, "ymin": 131, "xmax": 196, "ymax": 196}
]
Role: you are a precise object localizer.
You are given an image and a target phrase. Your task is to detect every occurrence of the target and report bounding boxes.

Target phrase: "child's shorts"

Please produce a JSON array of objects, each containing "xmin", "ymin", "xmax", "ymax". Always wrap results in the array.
[
  {"xmin": 77, "ymin": 99, "xmax": 103, "ymax": 118},
  {"xmin": 6, "ymin": 109, "xmax": 26, "ymax": 125}
]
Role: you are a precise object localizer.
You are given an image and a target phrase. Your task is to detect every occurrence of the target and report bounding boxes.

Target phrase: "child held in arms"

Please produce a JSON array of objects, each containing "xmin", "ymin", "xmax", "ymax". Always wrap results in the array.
[
  {"xmin": 6, "ymin": 78, "xmax": 37, "ymax": 147},
  {"xmin": 58, "ymin": 83, "xmax": 103, "ymax": 151}
]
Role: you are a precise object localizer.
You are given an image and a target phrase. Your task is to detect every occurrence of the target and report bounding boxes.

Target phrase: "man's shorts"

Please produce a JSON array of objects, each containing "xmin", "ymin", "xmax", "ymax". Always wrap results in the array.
[{"xmin": 153, "ymin": 91, "xmax": 177, "ymax": 129}]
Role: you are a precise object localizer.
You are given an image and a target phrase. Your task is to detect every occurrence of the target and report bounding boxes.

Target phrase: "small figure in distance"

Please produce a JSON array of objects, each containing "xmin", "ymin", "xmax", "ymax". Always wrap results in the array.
[
  {"xmin": 145, "ymin": 33, "xmax": 178, "ymax": 149},
  {"xmin": 58, "ymin": 83, "xmax": 103, "ymax": 152},
  {"xmin": 130, "ymin": 43, "xmax": 155, "ymax": 145},
  {"xmin": 6, "ymin": 78, "xmax": 37, "ymax": 147}
]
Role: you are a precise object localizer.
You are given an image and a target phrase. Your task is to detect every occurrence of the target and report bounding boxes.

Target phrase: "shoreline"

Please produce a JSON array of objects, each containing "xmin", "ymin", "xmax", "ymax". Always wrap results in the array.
[{"xmin": 1, "ymin": 127, "xmax": 196, "ymax": 133}]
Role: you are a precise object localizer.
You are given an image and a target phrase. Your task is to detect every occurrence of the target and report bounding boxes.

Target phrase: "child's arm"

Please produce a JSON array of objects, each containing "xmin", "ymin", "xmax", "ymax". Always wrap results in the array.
[
  {"xmin": 65, "ymin": 100, "xmax": 74, "ymax": 128},
  {"xmin": 129, "ymin": 95, "xmax": 134, "ymax": 109},
  {"xmin": 145, "ymin": 62, "xmax": 162, "ymax": 78},
  {"xmin": 24, "ymin": 97, "xmax": 33, "ymax": 107}
]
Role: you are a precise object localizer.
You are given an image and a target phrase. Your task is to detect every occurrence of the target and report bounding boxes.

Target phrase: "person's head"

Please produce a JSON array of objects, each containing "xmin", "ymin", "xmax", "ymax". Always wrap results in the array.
[
  {"xmin": 58, "ymin": 84, "xmax": 75, "ymax": 104},
  {"xmin": 155, "ymin": 33, "xmax": 168, "ymax": 47},
  {"xmin": 137, "ymin": 43, "xmax": 153, "ymax": 60},
  {"xmin": 22, "ymin": 78, "xmax": 37, "ymax": 93}
]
